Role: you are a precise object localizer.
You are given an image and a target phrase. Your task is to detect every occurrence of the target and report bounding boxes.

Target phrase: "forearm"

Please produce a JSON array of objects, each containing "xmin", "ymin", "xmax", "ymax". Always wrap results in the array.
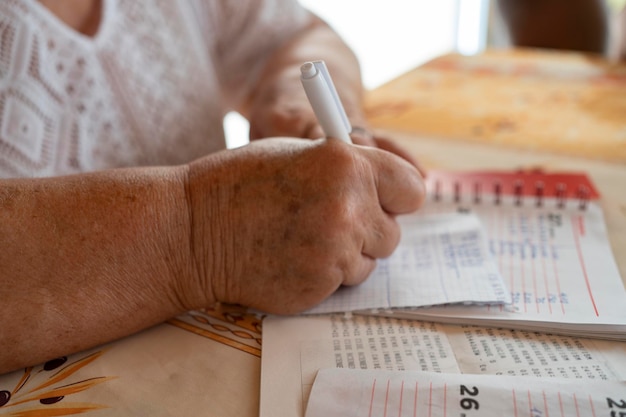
[{"xmin": 0, "ymin": 166, "xmax": 202, "ymax": 373}]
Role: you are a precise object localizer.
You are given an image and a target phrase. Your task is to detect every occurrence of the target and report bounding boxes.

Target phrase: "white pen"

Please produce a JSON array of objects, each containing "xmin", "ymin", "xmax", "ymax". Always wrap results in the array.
[{"xmin": 300, "ymin": 60, "xmax": 353, "ymax": 144}]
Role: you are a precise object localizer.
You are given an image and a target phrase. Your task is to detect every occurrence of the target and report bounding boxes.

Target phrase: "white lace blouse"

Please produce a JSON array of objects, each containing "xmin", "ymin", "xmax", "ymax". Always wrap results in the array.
[{"xmin": 0, "ymin": 0, "xmax": 312, "ymax": 177}]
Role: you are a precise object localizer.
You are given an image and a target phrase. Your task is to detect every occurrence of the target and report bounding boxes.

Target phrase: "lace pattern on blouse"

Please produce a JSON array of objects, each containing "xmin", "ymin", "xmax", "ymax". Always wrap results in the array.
[{"xmin": 0, "ymin": 0, "xmax": 311, "ymax": 177}]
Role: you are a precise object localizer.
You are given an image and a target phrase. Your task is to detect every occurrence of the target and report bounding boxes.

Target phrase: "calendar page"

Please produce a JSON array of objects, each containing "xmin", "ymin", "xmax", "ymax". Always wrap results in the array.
[
  {"xmin": 305, "ymin": 368, "xmax": 626, "ymax": 417},
  {"xmin": 373, "ymin": 171, "xmax": 626, "ymax": 340}
]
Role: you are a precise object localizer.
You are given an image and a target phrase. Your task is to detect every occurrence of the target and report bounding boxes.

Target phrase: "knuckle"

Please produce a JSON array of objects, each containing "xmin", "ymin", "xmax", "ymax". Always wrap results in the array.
[{"xmin": 376, "ymin": 218, "xmax": 401, "ymax": 258}]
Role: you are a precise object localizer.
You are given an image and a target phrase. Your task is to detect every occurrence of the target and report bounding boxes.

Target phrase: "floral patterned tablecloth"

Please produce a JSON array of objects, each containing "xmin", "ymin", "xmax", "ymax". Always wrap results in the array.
[{"xmin": 0, "ymin": 306, "xmax": 263, "ymax": 417}]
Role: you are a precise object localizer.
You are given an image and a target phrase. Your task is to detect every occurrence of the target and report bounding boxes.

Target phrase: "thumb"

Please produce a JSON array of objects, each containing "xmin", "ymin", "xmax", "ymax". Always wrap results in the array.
[{"xmin": 370, "ymin": 149, "xmax": 426, "ymax": 215}]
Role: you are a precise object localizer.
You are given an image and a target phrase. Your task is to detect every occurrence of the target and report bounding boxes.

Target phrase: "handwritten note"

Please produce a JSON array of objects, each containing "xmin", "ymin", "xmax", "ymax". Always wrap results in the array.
[
  {"xmin": 383, "ymin": 199, "xmax": 626, "ymax": 339},
  {"xmin": 304, "ymin": 213, "xmax": 510, "ymax": 314},
  {"xmin": 305, "ymin": 368, "xmax": 626, "ymax": 417}
]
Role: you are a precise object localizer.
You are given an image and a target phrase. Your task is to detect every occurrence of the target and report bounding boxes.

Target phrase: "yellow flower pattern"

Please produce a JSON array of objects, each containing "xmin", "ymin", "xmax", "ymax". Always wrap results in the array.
[{"xmin": 0, "ymin": 351, "xmax": 114, "ymax": 416}]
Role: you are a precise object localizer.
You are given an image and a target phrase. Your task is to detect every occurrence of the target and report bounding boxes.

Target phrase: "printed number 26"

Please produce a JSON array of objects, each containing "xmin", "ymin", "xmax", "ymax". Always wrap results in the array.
[
  {"xmin": 460, "ymin": 385, "xmax": 479, "ymax": 410},
  {"xmin": 608, "ymin": 397, "xmax": 626, "ymax": 417}
]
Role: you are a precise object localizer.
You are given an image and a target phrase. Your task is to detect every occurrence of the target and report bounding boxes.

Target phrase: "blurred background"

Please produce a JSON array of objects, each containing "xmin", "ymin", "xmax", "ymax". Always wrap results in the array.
[
  {"xmin": 225, "ymin": 0, "xmax": 622, "ymax": 148},
  {"xmin": 225, "ymin": 1, "xmax": 492, "ymax": 148},
  {"xmin": 299, "ymin": 0, "xmax": 491, "ymax": 88}
]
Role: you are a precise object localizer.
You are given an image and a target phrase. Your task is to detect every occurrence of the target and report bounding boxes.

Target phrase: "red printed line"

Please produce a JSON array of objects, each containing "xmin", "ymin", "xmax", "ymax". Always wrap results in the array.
[
  {"xmin": 571, "ymin": 215, "xmax": 599, "ymax": 316},
  {"xmin": 541, "ymin": 249, "xmax": 553, "ymax": 315},
  {"xmin": 369, "ymin": 378, "xmax": 377, "ymax": 417},
  {"xmin": 398, "ymin": 380, "xmax": 404, "ymax": 417},
  {"xmin": 576, "ymin": 215, "xmax": 586, "ymax": 236},
  {"xmin": 413, "ymin": 381, "xmax": 419, "ymax": 417},
  {"xmin": 531, "ymin": 242, "xmax": 539, "ymax": 313},
  {"xmin": 518, "ymin": 215, "xmax": 528, "ymax": 313},
  {"xmin": 558, "ymin": 392, "xmax": 565, "ymax": 417},
  {"xmin": 543, "ymin": 390, "xmax": 550, "ymax": 417},
  {"xmin": 443, "ymin": 384, "xmax": 447, "ymax": 417},
  {"xmin": 521, "ymin": 240, "xmax": 527, "ymax": 313},
  {"xmin": 588, "ymin": 394, "xmax": 598, "ymax": 417},
  {"xmin": 428, "ymin": 382, "xmax": 433, "ymax": 417},
  {"xmin": 536, "ymin": 215, "xmax": 548, "ymax": 315},
  {"xmin": 528, "ymin": 390, "xmax": 534, "ymax": 417},
  {"xmin": 487, "ymin": 214, "xmax": 496, "ymax": 314},
  {"xmin": 508, "ymin": 218, "xmax": 515, "ymax": 310},
  {"xmin": 551, "ymin": 244, "xmax": 566, "ymax": 315},
  {"xmin": 512, "ymin": 389, "xmax": 519, "ymax": 417},
  {"xmin": 573, "ymin": 393, "xmax": 581, "ymax": 417},
  {"xmin": 497, "ymin": 209, "xmax": 505, "ymax": 313},
  {"xmin": 384, "ymin": 379, "xmax": 391, "ymax": 417},
  {"xmin": 529, "ymin": 215, "xmax": 539, "ymax": 313}
]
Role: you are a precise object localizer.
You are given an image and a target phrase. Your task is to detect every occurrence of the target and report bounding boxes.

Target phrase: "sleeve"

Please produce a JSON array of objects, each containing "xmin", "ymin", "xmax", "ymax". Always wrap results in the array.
[{"xmin": 199, "ymin": 0, "xmax": 315, "ymax": 110}]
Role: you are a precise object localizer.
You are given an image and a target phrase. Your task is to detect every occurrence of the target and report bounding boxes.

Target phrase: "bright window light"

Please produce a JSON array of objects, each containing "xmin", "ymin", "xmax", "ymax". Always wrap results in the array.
[{"xmin": 456, "ymin": 0, "xmax": 489, "ymax": 55}]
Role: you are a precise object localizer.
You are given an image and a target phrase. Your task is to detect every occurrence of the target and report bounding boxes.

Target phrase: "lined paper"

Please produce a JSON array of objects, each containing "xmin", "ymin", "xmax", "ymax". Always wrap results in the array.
[
  {"xmin": 385, "ymin": 198, "xmax": 626, "ymax": 339},
  {"xmin": 305, "ymin": 368, "xmax": 626, "ymax": 417},
  {"xmin": 304, "ymin": 212, "xmax": 510, "ymax": 314}
]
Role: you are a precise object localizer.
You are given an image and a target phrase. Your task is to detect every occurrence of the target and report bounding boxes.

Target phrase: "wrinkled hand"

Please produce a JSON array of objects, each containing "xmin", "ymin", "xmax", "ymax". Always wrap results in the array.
[
  {"xmin": 349, "ymin": 127, "xmax": 425, "ymax": 176},
  {"xmin": 247, "ymin": 86, "xmax": 424, "ymax": 173},
  {"xmin": 248, "ymin": 83, "xmax": 325, "ymax": 140},
  {"xmin": 185, "ymin": 138, "xmax": 425, "ymax": 314}
]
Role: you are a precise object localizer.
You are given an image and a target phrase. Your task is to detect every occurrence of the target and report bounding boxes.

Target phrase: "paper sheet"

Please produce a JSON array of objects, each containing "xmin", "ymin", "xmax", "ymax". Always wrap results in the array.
[
  {"xmin": 259, "ymin": 314, "xmax": 626, "ymax": 417},
  {"xmin": 378, "ymin": 198, "xmax": 626, "ymax": 339},
  {"xmin": 305, "ymin": 213, "xmax": 510, "ymax": 314},
  {"xmin": 305, "ymin": 368, "xmax": 626, "ymax": 417}
]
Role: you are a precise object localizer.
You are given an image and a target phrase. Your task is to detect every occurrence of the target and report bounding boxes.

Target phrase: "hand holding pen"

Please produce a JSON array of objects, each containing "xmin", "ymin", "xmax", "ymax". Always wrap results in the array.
[
  {"xmin": 246, "ymin": 57, "xmax": 421, "ymax": 170},
  {"xmin": 300, "ymin": 60, "xmax": 353, "ymax": 144},
  {"xmin": 300, "ymin": 60, "xmax": 424, "ymax": 173}
]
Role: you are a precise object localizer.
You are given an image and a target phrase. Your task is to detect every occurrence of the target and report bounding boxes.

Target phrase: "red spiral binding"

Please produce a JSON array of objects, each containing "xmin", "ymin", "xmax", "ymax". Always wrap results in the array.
[{"xmin": 425, "ymin": 170, "xmax": 599, "ymax": 210}]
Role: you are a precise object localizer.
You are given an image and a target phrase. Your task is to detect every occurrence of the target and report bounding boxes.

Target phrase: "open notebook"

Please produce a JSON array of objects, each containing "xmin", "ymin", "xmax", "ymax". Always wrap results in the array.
[{"xmin": 366, "ymin": 171, "xmax": 626, "ymax": 340}]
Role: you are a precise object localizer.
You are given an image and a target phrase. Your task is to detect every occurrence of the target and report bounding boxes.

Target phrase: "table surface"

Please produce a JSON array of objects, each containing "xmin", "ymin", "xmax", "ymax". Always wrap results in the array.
[
  {"xmin": 0, "ymin": 48, "xmax": 624, "ymax": 417},
  {"xmin": 365, "ymin": 48, "xmax": 626, "ymax": 164}
]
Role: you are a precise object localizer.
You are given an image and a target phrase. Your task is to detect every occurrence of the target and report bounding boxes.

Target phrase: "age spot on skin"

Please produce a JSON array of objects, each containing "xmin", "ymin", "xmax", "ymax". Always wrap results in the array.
[{"xmin": 287, "ymin": 199, "xmax": 300, "ymax": 214}]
